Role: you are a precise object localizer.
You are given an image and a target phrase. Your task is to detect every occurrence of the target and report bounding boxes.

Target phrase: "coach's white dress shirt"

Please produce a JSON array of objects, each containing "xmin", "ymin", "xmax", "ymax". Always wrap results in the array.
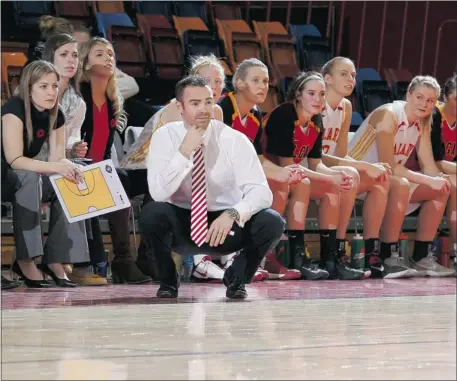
[{"xmin": 146, "ymin": 120, "xmax": 272, "ymax": 226}]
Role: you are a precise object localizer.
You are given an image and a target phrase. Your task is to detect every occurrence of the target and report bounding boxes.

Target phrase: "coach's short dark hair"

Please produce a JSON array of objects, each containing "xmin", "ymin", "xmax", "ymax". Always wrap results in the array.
[{"xmin": 175, "ymin": 75, "xmax": 209, "ymax": 103}]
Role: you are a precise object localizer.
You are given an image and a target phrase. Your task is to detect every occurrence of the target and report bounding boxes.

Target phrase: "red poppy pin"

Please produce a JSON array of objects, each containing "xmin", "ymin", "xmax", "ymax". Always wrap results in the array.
[
  {"xmin": 110, "ymin": 119, "xmax": 117, "ymax": 129},
  {"xmin": 36, "ymin": 129, "xmax": 45, "ymax": 138}
]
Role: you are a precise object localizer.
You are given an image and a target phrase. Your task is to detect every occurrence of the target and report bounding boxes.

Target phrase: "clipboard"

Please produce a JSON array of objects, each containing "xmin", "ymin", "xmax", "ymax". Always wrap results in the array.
[{"xmin": 50, "ymin": 159, "xmax": 131, "ymax": 223}]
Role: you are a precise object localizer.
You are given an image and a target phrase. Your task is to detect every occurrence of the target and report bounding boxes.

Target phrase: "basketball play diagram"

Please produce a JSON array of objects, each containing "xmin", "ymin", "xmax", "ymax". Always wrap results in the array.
[
  {"xmin": 50, "ymin": 160, "xmax": 130, "ymax": 223},
  {"xmin": 54, "ymin": 167, "xmax": 115, "ymax": 218}
]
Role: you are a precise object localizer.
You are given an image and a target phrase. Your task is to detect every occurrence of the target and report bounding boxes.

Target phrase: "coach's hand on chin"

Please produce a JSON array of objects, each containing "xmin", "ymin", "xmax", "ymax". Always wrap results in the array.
[{"xmin": 179, "ymin": 125, "xmax": 205, "ymax": 159}]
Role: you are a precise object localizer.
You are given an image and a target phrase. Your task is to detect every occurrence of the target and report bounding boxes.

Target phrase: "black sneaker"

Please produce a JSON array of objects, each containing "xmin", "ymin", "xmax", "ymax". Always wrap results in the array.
[
  {"xmin": 292, "ymin": 245, "xmax": 329, "ymax": 280},
  {"xmin": 366, "ymin": 253, "xmax": 386, "ymax": 278},
  {"xmin": 299, "ymin": 258, "xmax": 329, "ymax": 280},
  {"xmin": 223, "ymin": 266, "xmax": 247, "ymax": 299},
  {"xmin": 325, "ymin": 253, "xmax": 364, "ymax": 280}
]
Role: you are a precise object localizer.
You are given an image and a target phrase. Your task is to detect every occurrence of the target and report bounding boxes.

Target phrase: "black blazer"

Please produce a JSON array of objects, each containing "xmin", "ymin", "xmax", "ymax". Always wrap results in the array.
[{"xmin": 80, "ymin": 81, "xmax": 117, "ymax": 161}]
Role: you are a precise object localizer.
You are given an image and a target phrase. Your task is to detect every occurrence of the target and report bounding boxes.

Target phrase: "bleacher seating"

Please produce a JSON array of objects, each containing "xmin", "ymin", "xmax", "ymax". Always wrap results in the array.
[{"xmin": 356, "ymin": 68, "xmax": 392, "ymax": 117}]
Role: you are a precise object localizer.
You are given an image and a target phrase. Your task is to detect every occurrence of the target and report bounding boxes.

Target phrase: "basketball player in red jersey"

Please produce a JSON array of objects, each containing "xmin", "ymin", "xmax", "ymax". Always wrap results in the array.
[
  {"xmin": 263, "ymin": 71, "xmax": 364, "ymax": 280},
  {"xmin": 431, "ymin": 75, "xmax": 456, "ymax": 254},
  {"xmin": 321, "ymin": 57, "xmax": 412, "ymax": 278},
  {"xmin": 218, "ymin": 58, "xmax": 304, "ymax": 280}
]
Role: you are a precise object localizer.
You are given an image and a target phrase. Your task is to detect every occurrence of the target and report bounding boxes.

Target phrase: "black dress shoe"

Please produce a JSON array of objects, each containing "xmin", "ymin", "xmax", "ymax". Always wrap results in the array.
[
  {"xmin": 39, "ymin": 264, "xmax": 78, "ymax": 288},
  {"xmin": 156, "ymin": 284, "xmax": 179, "ymax": 298},
  {"xmin": 156, "ymin": 273, "xmax": 180, "ymax": 298},
  {"xmin": 1, "ymin": 275, "xmax": 22, "ymax": 290},
  {"xmin": 12, "ymin": 261, "xmax": 53, "ymax": 288},
  {"xmin": 223, "ymin": 266, "xmax": 247, "ymax": 299}
]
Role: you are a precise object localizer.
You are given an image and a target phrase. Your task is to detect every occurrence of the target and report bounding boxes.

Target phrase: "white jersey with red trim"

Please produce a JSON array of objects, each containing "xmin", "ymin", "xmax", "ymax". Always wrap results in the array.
[
  {"xmin": 322, "ymin": 99, "xmax": 344, "ymax": 155},
  {"xmin": 348, "ymin": 101, "xmax": 420, "ymax": 165}
]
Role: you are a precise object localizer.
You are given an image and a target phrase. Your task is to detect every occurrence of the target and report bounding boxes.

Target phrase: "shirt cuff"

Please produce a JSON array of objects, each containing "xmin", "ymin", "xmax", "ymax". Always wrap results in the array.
[{"xmin": 232, "ymin": 203, "xmax": 251, "ymax": 228}]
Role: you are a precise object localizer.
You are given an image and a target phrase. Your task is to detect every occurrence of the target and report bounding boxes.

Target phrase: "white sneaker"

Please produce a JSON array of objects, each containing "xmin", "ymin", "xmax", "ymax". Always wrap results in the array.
[
  {"xmin": 192, "ymin": 255, "xmax": 224, "ymax": 280},
  {"xmin": 221, "ymin": 252, "xmax": 238, "ymax": 270},
  {"xmin": 221, "ymin": 252, "xmax": 266, "ymax": 281},
  {"xmin": 410, "ymin": 252, "xmax": 456, "ymax": 277}
]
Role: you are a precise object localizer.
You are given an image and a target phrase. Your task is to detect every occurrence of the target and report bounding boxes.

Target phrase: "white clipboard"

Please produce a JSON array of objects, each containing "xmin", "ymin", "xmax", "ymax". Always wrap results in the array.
[{"xmin": 50, "ymin": 159, "xmax": 131, "ymax": 223}]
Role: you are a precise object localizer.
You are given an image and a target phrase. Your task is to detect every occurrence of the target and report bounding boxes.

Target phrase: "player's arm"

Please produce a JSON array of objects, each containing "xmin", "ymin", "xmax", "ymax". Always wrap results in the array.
[
  {"xmin": 323, "ymin": 100, "xmax": 380, "ymax": 171},
  {"xmin": 374, "ymin": 107, "xmax": 436, "ymax": 185}
]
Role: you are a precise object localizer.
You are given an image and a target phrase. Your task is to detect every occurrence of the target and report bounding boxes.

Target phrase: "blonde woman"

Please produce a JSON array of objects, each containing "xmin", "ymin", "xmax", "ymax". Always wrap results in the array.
[
  {"xmin": 348, "ymin": 75, "xmax": 454, "ymax": 277},
  {"xmin": 1, "ymin": 60, "xmax": 88, "ymax": 287},
  {"xmin": 78, "ymin": 37, "xmax": 151, "ymax": 284},
  {"xmin": 320, "ymin": 57, "xmax": 411, "ymax": 279},
  {"xmin": 121, "ymin": 54, "xmax": 227, "ymax": 282}
]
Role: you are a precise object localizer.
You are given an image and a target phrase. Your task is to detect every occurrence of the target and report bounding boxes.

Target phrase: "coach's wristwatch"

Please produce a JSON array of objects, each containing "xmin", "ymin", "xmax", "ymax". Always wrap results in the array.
[{"xmin": 226, "ymin": 208, "xmax": 240, "ymax": 223}]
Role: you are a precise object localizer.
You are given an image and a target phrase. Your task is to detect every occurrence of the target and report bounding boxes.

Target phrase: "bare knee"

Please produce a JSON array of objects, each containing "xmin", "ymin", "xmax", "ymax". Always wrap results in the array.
[
  {"xmin": 290, "ymin": 177, "xmax": 311, "ymax": 195},
  {"xmin": 390, "ymin": 176, "xmax": 410, "ymax": 194}
]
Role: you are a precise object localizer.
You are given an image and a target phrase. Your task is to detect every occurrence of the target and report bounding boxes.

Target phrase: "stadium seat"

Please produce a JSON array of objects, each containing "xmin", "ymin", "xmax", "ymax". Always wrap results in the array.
[
  {"xmin": 211, "ymin": 2, "xmax": 243, "ymax": 20},
  {"xmin": 288, "ymin": 24, "xmax": 330, "ymax": 71},
  {"xmin": 136, "ymin": 14, "xmax": 183, "ymax": 82},
  {"xmin": 95, "ymin": 12, "xmax": 135, "ymax": 39},
  {"xmin": 12, "ymin": 1, "xmax": 52, "ymax": 25},
  {"xmin": 357, "ymin": 68, "xmax": 392, "ymax": 116},
  {"xmin": 1, "ymin": 52, "xmax": 27, "ymax": 99},
  {"xmin": 216, "ymin": 19, "xmax": 264, "ymax": 71},
  {"xmin": 133, "ymin": 1, "xmax": 173, "ymax": 20},
  {"xmin": 173, "ymin": 16, "xmax": 220, "ymax": 64},
  {"xmin": 54, "ymin": 1, "xmax": 93, "ymax": 27},
  {"xmin": 253, "ymin": 21, "xmax": 299, "ymax": 87},
  {"xmin": 108, "ymin": 26, "xmax": 148, "ymax": 79},
  {"xmin": 350, "ymin": 111, "xmax": 364, "ymax": 132},
  {"xmin": 173, "ymin": 1, "xmax": 208, "ymax": 25},
  {"xmin": 93, "ymin": 1, "xmax": 125, "ymax": 14},
  {"xmin": 383, "ymin": 68, "xmax": 413, "ymax": 101}
]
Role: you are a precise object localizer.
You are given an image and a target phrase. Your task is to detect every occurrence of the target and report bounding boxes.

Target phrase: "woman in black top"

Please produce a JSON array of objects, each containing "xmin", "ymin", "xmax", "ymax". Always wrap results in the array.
[{"xmin": 1, "ymin": 60, "xmax": 89, "ymax": 287}]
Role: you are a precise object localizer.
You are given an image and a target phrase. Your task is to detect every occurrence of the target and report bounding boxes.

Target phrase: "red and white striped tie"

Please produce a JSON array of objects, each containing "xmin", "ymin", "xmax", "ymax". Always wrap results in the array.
[{"xmin": 190, "ymin": 147, "xmax": 208, "ymax": 247}]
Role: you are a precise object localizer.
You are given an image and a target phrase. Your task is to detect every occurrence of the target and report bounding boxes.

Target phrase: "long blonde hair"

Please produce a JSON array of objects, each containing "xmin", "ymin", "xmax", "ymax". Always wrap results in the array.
[
  {"xmin": 78, "ymin": 37, "xmax": 127, "ymax": 132},
  {"xmin": 407, "ymin": 75, "xmax": 441, "ymax": 133},
  {"xmin": 14, "ymin": 60, "xmax": 60, "ymax": 148}
]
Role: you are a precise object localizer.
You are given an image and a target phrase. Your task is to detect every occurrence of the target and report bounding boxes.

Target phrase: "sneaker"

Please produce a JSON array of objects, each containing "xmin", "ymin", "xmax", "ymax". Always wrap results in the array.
[
  {"xmin": 222, "ymin": 252, "xmax": 266, "ymax": 282},
  {"xmin": 383, "ymin": 252, "xmax": 417, "ymax": 279},
  {"xmin": 257, "ymin": 266, "xmax": 269, "ymax": 280},
  {"xmin": 410, "ymin": 252, "xmax": 456, "ymax": 277},
  {"xmin": 192, "ymin": 255, "xmax": 224, "ymax": 281},
  {"xmin": 325, "ymin": 254, "xmax": 364, "ymax": 280},
  {"xmin": 263, "ymin": 250, "xmax": 302, "ymax": 280},
  {"xmin": 300, "ymin": 260, "xmax": 330, "ymax": 280},
  {"xmin": 367, "ymin": 254, "xmax": 386, "ymax": 278},
  {"xmin": 291, "ymin": 245, "xmax": 328, "ymax": 280}
]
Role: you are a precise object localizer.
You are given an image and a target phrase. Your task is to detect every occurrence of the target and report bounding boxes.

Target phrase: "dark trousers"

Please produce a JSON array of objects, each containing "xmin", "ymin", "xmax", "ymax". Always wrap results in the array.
[{"xmin": 139, "ymin": 202, "xmax": 285, "ymax": 284}]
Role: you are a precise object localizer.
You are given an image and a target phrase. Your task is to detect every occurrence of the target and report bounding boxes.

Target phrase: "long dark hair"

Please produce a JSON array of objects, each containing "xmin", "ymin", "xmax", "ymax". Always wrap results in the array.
[
  {"xmin": 14, "ymin": 61, "xmax": 60, "ymax": 148},
  {"xmin": 43, "ymin": 33, "xmax": 81, "ymax": 94}
]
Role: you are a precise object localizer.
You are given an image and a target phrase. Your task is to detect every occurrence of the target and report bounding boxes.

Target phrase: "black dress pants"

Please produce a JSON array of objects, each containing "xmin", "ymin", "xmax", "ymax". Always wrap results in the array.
[{"xmin": 139, "ymin": 202, "xmax": 285, "ymax": 284}]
